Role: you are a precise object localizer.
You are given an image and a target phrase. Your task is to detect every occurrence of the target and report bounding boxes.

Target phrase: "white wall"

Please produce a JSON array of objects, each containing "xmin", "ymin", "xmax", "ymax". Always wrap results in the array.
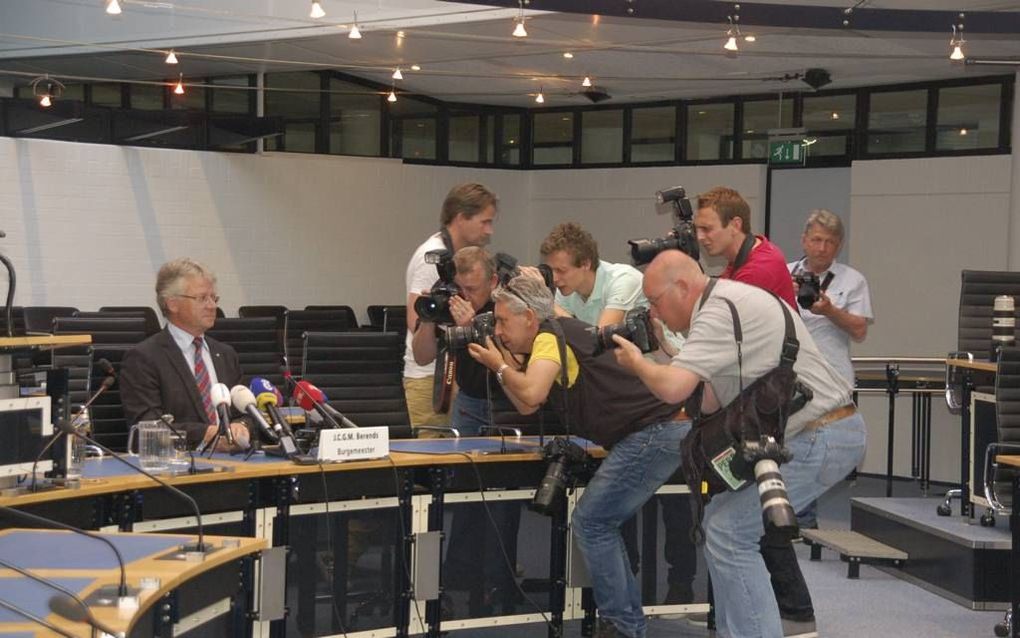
[
  {"xmin": 849, "ymin": 155, "xmax": 1014, "ymax": 481},
  {"xmin": 768, "ymin": 167, "xmax": 853, "ymax": 263}
]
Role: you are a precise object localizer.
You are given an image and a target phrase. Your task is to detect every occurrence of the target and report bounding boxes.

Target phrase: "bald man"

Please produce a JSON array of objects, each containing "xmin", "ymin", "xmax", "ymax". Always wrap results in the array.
[{"xmin": 612, "ymin": 250, "xmax": 866, "ymax": 638}]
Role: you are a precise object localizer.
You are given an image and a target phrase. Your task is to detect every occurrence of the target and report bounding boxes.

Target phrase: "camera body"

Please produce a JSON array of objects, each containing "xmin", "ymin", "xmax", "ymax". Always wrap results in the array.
[
  {"xmin": 495, "ymin": 252, "xmax": 555, "ymax": 293},
  {"xmin": 591, "ymin": 307, "xmax": 660, "ymax": 356},
  {"xmin": 531, "ymin": 437, "xmax": 592, "ymax": 516},
  {"xmin": 447, "ymin": 311, "xmax": 495, "ymax": 350},
  {"xmin": 628, "ymin": 186, "xmax": 700, "ymax": 266},
  {"xmin": 731, "ymin": 436, "xmax": 797, "ymax": 532},
  {"xmin": 794, "ymin": 272, "xmax": 822, "ymax": 310},
  {"xmin": 414, "ymin": 249, "xmax": 459, "ymax": 324}
]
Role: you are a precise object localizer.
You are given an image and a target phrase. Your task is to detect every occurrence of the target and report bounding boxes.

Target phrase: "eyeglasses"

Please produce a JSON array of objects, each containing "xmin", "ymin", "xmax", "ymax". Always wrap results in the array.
[{"xmin": 177, "ymin": 294, "xmax": 220, "ymax": 305}]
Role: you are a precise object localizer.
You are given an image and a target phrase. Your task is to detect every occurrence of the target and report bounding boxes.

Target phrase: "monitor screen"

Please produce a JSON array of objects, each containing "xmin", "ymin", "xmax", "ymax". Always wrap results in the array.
[{"xmin": 0, "ymin": 397, "xmax": 52, "ymax": 477}]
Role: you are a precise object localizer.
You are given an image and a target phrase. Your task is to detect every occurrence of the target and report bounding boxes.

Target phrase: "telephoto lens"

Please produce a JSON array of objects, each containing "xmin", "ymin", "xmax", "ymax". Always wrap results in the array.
[
  {"xmin": 530, "ymin": 456, "xmax": 572, "ymax": 516},
  {"xmin": 748, "ymin": 438, "xmax": 798, "ymax": 532}
]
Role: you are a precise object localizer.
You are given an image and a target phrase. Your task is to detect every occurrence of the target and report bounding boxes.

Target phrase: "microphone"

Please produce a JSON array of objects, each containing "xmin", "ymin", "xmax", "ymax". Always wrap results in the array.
[
  {"xmin": 55, "ymin": 420, "xmax": 211, "ymax": 556},
  {"xmin": 31, "ymin": 358, "xmax": 117, "ymax": 490},
  {"xmin": 293, "ymin": 380, "xmax": 358, "ymax": 428},
  {"xmin": 249, "ymin": 377, "xmax": 284, "ymax": 407},
  {"xmin": 256, "ymin": 391, "xmax": 293, "ymax": 437},
  {"xmin": 0, "ymin": 504, "xmax": 130, "ymax": 598},
  {"xmin": 48, "ymin": 593, "xmax": 122, "ymax": 638},
  {"xmin": 230, "ymin": 386, "xmax": 278, "ymax": 443},
  {"xmin": 210, "ymin": 382, "xmax": 236, "ymax": 447},
  {"xmin": 279, "ymin": 355, "xmax": 296, "ymax": 394},
  {"xmin": 0, "ymin": 555, "xmax": 122, "ymax": 637}
]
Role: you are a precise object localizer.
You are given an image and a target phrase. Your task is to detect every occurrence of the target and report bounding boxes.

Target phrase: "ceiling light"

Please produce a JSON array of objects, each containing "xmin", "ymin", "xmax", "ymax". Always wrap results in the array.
[
  {"xmin": 831, "ymin": 111, "xmax": 840, "ymax": 120},
  {"xmin": 388, "ymin": 90, "xmax": 397, "ymax": 103},
  {"xmin": 397, "ymin": 31, "xmax": 405, "ymax": 39},
  {"xmin": 165, "ymin": 49, "xmax": 178, "ymax": 65},
  {"xmin": 950, "ymin": 22, "xmax": 966, "ymax": 61},
  {"xmin": 349, "ymin": 12, "xmax": 362, "ymax": 39},
  {"xmin": 535, "ymin": 88, "xmax": 545, "ymax": 104},
  {"xmin": 512, "ymin": 0, "xmax": 527, "ymax": 37},
  {"xmin": 32, "ymin": 75, "xmax": 64, "ymax": 107},
  {"xmin": 582, "ymin": 76, "xmax": 592, "ymax": 88},
  {"xmin": 310, "ymin": 0, "xmax": 325, "ymax": 19},
  {"xmin": 392, "ymin": 68, "xmax": 403, "ymax": 80},
  {"xmin": 105, "ymin": 0, "xmax": 122, "ymax": 15},
  {"xmin": 174, "ymin": 74, "xmax": 185, "ymax": 95},
  {"xmin": 744, "ymin": 34, "xmax": 756, "ymax": 42},
  {"xmin": 802, "ymin": 137, "xmax": 818, "ymax": 146},
  {"xmin": 959, "ymin": 128, "xmax": 968, "ymax": 136},
  {"xmin": 724, "ymin": 34, "xmax": 738, "ymax": 52},
  {"xmin": 563, "ymin": 52, "xmax": 574, "ymax": 59},
  {"xmin": 410, "ymin": 64, "xmax": 421, "ymax": 71}
]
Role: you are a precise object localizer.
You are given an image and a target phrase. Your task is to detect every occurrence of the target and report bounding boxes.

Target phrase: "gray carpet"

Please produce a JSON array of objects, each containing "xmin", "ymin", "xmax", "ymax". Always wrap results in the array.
[{"xmin": 451, "ymin": 476, "xmax": 1008, "ymax": 638}]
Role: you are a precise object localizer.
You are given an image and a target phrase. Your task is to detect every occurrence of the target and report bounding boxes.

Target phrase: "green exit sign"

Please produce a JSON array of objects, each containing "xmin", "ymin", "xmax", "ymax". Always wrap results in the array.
[{"xmin": 769, "ymin": 140, "xmax": 805, "ymax": 165}]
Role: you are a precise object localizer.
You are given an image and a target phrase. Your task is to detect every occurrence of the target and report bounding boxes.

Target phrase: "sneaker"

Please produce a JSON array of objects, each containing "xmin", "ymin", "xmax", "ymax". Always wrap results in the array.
[
  {"xmin": 594, "ymin": 618, "xmax": 626, "ymax": 638},
  {"xmin": 683, "ymin": 612, "xmax": 709, "ymax": 628},
  {"xmin": 782, "ymin": 617, "xmax": 817, "ymax": 637},
  {"xmin": 662, "ymin": 582, "xmax": 695, "ymax": 605}
]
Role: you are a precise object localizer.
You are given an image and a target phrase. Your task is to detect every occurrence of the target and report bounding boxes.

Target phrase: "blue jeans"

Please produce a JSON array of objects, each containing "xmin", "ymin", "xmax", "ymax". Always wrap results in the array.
[
  {"xmin": 572, "ymin": 420, "xmax": 690, "ymax": 638},
  {"xmin": 703, "ymin": 413, "xmax": 866, "ymax": 638},
  {"xmin": 450, "ymin": 392, "xmax": 490, "ymax": 436}
]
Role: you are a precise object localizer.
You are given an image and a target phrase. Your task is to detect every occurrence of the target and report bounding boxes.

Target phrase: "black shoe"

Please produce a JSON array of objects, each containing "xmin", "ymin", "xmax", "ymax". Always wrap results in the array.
[
  {"xmin": 663, "ymin": 582, "xmax": 695, "ymax": 605},
  {"xmin": 594, "ymin": 618, "xmax": 625, "ymax": 638}
]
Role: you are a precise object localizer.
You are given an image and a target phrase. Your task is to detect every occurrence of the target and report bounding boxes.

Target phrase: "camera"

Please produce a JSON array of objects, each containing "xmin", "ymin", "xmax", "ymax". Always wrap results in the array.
[
  {"xmin": 447, "ymin": 311, "xmax": 494, "ymax": 350},
  {"xmin": 628, "ymin": 186, "xmax": 700, "ymax": 266},
  {"xmin": 531, "ymin": 437, "xmax": 592, "ymax": 516},
  {"xmin": 414, "ymin": 249, "xmax": 460, "ymax": 324},
  {"xmin": 794, "ymin": 272, "xmax": 822, "ymax": 310},
  {"xmin": 495, "ymin": 252, "xmax": 555, "ymax": 293},
  {"xmin": 731, "ymin": 436, "xmax": 798, "ymax": 532},
  {"xmin": 591, "ymin": 307, "xmax": 660, "ymax": 356}
]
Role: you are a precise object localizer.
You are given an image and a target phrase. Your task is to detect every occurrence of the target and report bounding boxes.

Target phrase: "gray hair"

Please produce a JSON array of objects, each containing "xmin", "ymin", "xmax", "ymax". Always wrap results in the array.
[
  {"xmin": 155, "ymin": 258, "xmax": 216, "ymax": 316},
  {"xmin": 492, "ymin": 274, "xmax": 554, "ymax": 320},
  {"xmin": 803, "ymin": 208, "xmax": 844, "ymax": 242}
]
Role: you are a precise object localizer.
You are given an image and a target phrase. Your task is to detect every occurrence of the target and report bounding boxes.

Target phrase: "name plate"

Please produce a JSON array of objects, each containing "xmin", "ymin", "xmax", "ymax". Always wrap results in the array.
[{"xmin": 316, "ymin": 427, "xmax": 390, "ymax": 462}]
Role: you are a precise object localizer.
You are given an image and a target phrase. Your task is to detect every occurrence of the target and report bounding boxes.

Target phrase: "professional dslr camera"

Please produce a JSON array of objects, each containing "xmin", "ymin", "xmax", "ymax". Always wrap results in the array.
[
  {"xmin": 794, "ymin": 272, "xmax": 822, "ymax": 310},
  {"xmin": 591, "ymin": 307, "xmax": 660, "ymax": 356},
  {"xmin": 731, "ymin": 436, "xmax": 798, "ymax": 532},
  {"xmin": 414, "ymin": 249, "xmax": 459, "ymax": 324},
  {"xmin": 531, "ymin": 436, "xmax": 593, "ymax": 516},
  {"xmin": 627, "ymin": 186, "xmax": 700, "ymax": 266},
  {"xmin": 446, "ymin": 311, "xmax": 494, "ymax": 350},
  {"xmin": 495, "ymin": 252, "xmax": 555, "ymax": 293}
]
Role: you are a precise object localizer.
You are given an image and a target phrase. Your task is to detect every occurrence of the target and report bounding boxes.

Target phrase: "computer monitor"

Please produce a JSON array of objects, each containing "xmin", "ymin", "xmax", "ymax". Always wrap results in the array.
[{"xmin": 0, "ymin": 396, "xmax": 52, "ymax": 478}]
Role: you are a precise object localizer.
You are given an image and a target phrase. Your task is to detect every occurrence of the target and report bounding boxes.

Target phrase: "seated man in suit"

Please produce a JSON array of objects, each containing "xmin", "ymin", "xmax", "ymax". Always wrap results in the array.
[{"xmin": 121, "ymin": 258, "xmax": 250, "ymax": 451}]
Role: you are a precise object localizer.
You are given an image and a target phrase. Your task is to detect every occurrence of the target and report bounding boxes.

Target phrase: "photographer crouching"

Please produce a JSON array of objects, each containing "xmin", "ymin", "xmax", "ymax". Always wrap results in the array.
[
  {"xmin": 467, "ymin": 274, "xmax": 687, "ymax": 638},
  {"xmin": 612, "ymin": 250, "xmax": 866, "ymax": 638}
]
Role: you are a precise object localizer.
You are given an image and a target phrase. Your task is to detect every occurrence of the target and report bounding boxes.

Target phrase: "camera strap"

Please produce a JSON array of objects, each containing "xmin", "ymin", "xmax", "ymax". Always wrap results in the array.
[
  {"xmin": 439, "ymin": 227, "xmax": 455, "ymax": 253},
  {"xmin": 546, "ymin": 318, "xmax": 573, "ymax": 438},
  {"xmin": 730, "ymin": 233, "xmax": 757, "ymax": 274}
]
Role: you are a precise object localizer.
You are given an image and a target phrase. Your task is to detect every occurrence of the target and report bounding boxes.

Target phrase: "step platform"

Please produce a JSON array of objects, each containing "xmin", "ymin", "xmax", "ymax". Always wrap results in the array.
[
  {"xmin": 802, "ymin": 528, "xmax": 907, "ymax": 578},
  {"xmin": 850, "ymin": 496, "xmax": 1010, "ymax": 610}
]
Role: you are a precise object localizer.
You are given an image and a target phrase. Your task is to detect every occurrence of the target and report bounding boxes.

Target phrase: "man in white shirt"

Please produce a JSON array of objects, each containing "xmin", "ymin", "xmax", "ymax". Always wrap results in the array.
[
  {"xmin": 788, "ymin": 208, "xmax": 874, "ymax": 528},
  {"xmin": 404, "ymin": 183, "xmax": 498, "ymax": 429}
]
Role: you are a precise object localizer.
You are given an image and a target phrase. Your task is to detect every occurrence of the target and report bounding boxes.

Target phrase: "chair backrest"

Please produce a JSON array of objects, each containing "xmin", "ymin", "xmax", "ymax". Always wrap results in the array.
[
  {"xmin": 285, "ymin": 310, "xmax": 354, "ymax": 377},
  {"xmin": 305, "ymin": 305, "xmax": 359, "ymax": 329},
  {"xmin": 301, "ymin": 331, "xmax": 408, "ymax": 428},
  {"xmin": 958, "ymin": 270, "xmax": 1020, "ymax": 359},
  {"xmin": 23, "ymin": 306, "xmax": 77, "ymax": 334},
  {"xmin": 239, "ymin": 305, "xmax": 288, "ymax": 321},
  {"xmin": 206, "ymin": 317, "xmax": 284, "ymax": 389},
  {"xmin": 53, "ymin": 316, "xmax": 149, "ymax": 346},
  {"xmin": 88, "ymin": 345, "xmax": 134, "ymax": 452},
  {"xmin": 366, "ymin": 305, "xmax": 407, "ymax": 334},
  {"xmin": 98, "ymin": 306, "xmax": 162, "ymax": 336},
  {"xmin": 0, "ymin": 306, "xmax": 25, "ymax": 337}
]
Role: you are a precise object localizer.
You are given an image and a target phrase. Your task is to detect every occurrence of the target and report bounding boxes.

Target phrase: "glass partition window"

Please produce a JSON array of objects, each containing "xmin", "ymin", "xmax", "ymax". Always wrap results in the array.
[
  {"xmin": 91, "ymin": 83, "xmax": 123, "ymax": 108},
  {"xmin": 687, "ymin": 103, "xmax": 734, "ymax": 161},
  {"xmin": 631, "ymin": 106, "xmax": 675, "ymax": 163},
  {"xmin": 329, "ymin": 78, "xmax": 381, "ymax": 156},
  {"xmin": 210, "ymin": 76, "xmax": 252, "ymax": 114},
  {"xmin": 501, "ymin": 114, "xmax": 521, "ymax": 165},
  {"xmin": 802, "ymin": 93, "xmax": 856, "ymax": 157},
  {"xmin": 533, "ymin": 112, "xmax": 574, "ymax": 165},
  {"xmin": 265, "ymin": 72, "xmax": 322, "ymax": 152},
  {"xmin": 449, "ymin": 115, "xmax": 481, "ymax": 163},
  {"xmin": 937, "ymin": 83, "xmax": 1001, "ymax": 151},
  {"xmin": 398, "ymin": 118, "xmax": 437, "ymax": 160},
  {"xmin": 580, "ymin": 109, "xmax": 623, "ymax": 164},
  {"xmin": 170, "ymin": 81, "xmax": 206, "ymax": 111},
  {"xmin": 867, "ymin": 89, "xmax": 927, "ymax": 154},
  {"xmin": 742, "ymin": 98, "xmax": 794, "ymax": 159},
  {"xmin": 131, "ymin": 84, "xmax": 165, "ymax": 111}
]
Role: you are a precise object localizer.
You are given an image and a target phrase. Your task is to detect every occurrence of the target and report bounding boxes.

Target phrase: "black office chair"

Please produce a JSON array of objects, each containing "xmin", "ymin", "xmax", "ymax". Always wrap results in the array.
[
  {"xmin": 979, "ymin": 347, "xmax": 1020, "ymax": 636},
  {"xmin": 305, "ymin": 305, "xmax": 359, "ymax": 329},
  {"xmin": 98, "ymin": 306, "xmax": 161, "ymax": 336},
  {"xmin": 23, "ymin": 306, "xmax": 77, "ymax": 334},
  {"xmin": 206, "ymin": 317, "xmax": 284, "ymax": 389}
]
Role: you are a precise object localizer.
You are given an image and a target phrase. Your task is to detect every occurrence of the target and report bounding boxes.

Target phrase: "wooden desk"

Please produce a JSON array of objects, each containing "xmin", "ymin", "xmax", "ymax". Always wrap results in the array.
[
  {"xmin": 0, "ymin": 528, "xmax": 265, "ymax": 637},
  {"xmin": 946, "ymin": 357, "xmax": 1001, "ymax": 517},
  {"xmin": 0, "ymin": 336, "xmax": 92, "ymax": 351}
]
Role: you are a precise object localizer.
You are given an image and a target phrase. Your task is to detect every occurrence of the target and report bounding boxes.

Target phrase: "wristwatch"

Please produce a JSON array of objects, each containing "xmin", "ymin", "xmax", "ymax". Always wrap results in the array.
[{"xmin": 496, "ymin": 363, "xmax": 510, "ymax": 385}]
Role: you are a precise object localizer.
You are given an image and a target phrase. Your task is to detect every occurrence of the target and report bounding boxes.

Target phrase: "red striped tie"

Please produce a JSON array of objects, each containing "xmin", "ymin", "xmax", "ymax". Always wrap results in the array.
[{"xmin": 193, "ymin": 337, "xmax": 217, "ymax": 425}]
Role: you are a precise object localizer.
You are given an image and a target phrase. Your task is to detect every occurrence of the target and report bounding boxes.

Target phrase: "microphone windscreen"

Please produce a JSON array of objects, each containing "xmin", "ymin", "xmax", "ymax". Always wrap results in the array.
[
  {"xmin": 230, "ymin": 385, "xmax": 256, "ymax": 412},
  {"xmin": 292, "ymin": 381, "xmax": 317, "ymax": 412},
  {"xmin": 255, "ymin": 392, "xmax": 278, "ymax": 410},
  {"xmin": 49, "ymin": 594, "xmax": 87, "ymax": 622},
  {"xmin": 210, "ymin": 383, "xmax": 231, "ymax": 407},
  {"xmin": 96, "ymin": 358, "xmax": 115, "ymax": 376},
  {"xmin": 250, "ymin": 377, "xmax": 284, "ymax": 404}
]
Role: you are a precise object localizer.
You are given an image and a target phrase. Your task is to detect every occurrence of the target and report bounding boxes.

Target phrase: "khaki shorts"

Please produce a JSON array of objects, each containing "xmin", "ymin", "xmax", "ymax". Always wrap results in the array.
[{"xmin": 403, "ymin": 376, "xmax": 450, "ymax": 432}]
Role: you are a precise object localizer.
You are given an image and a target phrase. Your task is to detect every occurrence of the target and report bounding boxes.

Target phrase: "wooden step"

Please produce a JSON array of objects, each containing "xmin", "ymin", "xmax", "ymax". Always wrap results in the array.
[{"xmin": 802, "ymin": 529, "xmax": 907, "ymax": 579}]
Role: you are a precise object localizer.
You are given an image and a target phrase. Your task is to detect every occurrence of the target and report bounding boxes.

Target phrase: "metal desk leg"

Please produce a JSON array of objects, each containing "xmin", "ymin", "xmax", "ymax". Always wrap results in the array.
[
  {"xmin": 1012, "ymin": 474, "xmax": 1019, "ymax": 638},
  {"xmin": 885, "ymin": 364, "xmax": 900, "ymax": 497},
  {"xmin": 962, "ymin": 370, "xmax": 974, "ymax": 518}
]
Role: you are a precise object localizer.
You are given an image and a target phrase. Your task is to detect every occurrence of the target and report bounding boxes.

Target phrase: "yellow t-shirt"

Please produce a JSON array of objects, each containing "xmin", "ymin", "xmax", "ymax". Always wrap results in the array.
[{"xmin": 530, "ymin": 332, "xmax": 580, "ymax": 387}]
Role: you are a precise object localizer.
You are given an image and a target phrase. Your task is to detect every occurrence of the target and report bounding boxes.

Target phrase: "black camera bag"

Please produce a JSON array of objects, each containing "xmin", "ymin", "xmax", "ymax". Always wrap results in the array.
[{"xmin": 679, "ymin": 282, "xmax": 810, "ymax": 537}]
